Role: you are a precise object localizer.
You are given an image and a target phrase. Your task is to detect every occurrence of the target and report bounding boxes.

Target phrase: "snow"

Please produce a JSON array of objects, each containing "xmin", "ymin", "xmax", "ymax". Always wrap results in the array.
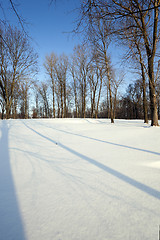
[{"xmin": 0, "ymin": 118, "xmax": 160, "ymax": 240}]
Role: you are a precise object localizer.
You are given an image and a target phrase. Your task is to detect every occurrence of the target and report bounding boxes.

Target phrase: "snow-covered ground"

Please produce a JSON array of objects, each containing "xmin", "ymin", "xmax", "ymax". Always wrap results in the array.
[{"xmin": 0, "ymin": 118, "xmax": 160, "ymax": 240}]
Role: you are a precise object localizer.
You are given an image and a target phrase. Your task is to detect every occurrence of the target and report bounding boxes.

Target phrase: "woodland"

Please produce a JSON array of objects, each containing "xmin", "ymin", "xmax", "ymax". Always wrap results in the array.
[{"xmin": 0, "ymin": 0, "xmax": 160, "ymax": 126}]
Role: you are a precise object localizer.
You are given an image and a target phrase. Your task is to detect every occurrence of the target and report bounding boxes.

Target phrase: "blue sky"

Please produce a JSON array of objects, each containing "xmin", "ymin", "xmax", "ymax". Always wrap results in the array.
[
  {"xmin": 19, "ymin": 0, "xmax": 81, "ymax": 54},
  {"xmin": 1, "ymin": 0, "xmax": 82, "ymax": 80},
  {"xmin": 21, "ymin": 0, "xmax": 82, "ymax": 80},
  {"xmin": 1, "ymin": 0, "xmax": 128, "ymax": 88}
]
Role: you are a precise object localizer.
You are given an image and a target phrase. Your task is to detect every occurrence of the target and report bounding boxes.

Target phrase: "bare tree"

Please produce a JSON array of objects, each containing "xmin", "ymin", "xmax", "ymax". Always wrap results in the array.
[
  {"xmin": 112, "ymin": 71, "xmax": 124, "ymax": 119},
  {"xmin": 80, "ymin": 0, "xmax": 160, "ymax": 126},
  {"xmin": 60, "ymin": 54, "xmax": 68, "ymax": 118},
  {"xmin": 36, "ymin": 82, "xmax": 50, "ymax": 118},
  {"xmin": 55, "ymin": 54, "xmax": 68, "ymax": 118},
  {"xmin": 88, "ymin": 65, "xmax": 98, "ymax": 118},
  {"xmin": 70, "ymin": 45, "xmax": 105, "ymax": 118},
  {"xmin": 88, "ymin": 60, "xmax": 105, "ymax": 118},
  {"xmin": 120, "ymin": 18, "xmax": 149, "ymax": 123},
  {"xmin": 44, "ymin": 52, "xmax": 68, "ymax": 118},
  {"xmin": 11, "ymin": 81, "xmax": 20, "ymax": 118},
  {"xmin": 70, "ymin": 54, "xmax": 80, "ymax": 118},
  {"xmin": 72, "ymin": 45, "xmax": 90, "ymax": 118},
  {"xmin": 88, "ymin": 19, "xmax": 114, "ymax": 122},
  {"xmin": 0, "ymin": 25, "xmax": 37, "ymax": 119},
  {"xmin": 20, "ymin": 81, "xmax": 30, "ymax": 119},
  {"xmin": 44, "ymin": 53, "xmax": 57, "ymax": 118}
]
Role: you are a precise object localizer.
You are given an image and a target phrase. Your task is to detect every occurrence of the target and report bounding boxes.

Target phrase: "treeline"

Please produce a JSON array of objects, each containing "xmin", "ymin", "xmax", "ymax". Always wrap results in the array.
[
  {"xmin": 1, "ymin": 0, "xmax": 160, "ymax": 126},
  {"xmin": 0, "ymin": 24, "xmax": 160, "ymax": 121},
  {"xmin": 33, "ymin": 45, "xmax": 124, "ymax": 120},
  {"xmin": 31, "ymin": 73, "xmax": 160, "ymax": 120}
]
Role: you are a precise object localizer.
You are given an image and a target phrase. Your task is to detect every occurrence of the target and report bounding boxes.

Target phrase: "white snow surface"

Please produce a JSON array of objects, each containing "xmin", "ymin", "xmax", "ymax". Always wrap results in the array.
[{"xmin": 0, "ymin": 118, "xmax": 160, "ymax": 240}]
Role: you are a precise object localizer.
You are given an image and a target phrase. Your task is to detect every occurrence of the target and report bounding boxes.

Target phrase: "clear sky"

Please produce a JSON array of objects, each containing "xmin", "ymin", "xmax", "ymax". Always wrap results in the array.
[
  {"xmin": 1, "ymin": 0, "xmax": 82, "ymax": 80},
  {"xmin": 1, "ymin": 0, "xmax": 129, "ymax": 88},
  {"xmin": 20, "ymin": 1, "xmax": 81, "ymax": 54}
]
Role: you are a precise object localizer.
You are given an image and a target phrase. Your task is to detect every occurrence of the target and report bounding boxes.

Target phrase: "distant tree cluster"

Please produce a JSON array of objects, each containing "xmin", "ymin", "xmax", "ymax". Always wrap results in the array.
[{"xmin": 31, "ymin": 43, "xmax": 126, "ymax": 120}]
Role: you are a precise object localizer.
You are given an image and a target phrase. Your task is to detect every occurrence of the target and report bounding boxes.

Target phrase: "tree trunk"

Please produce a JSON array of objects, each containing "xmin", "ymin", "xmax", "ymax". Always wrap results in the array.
[
  {"xmin": 148, "ymin": 57, "xmax": 159, "ymax": 126},
  {"xmin": 24, "ymin": 89, "xmax": 28, "ymax": 119},
  {"xmin": 91, "ymin": 91, "xmax": 94, "ymax": 118},
  {"xmin": 95, "ymin": 77, "xmax": 102, "ymax": 118},
  {"xmin": 60, "ymin": 83, "xmax": 63, "ymax": 118},
  {"xmin": 91, "ymin": 87, "xmax": 96, "ymax": 118},
  {"xmin": 113, "ymin": 91, "xmax": 117, "ymax": 119},
  {"xmin": 105, "ymin": 56, "xmax": 114, "ymax": 123},
  {"xmin": 146, "ymin": 1, "xmax": 159, "ymax": 126},
  {"xmin": 57, "ymin": 100, "xmax": 60, "ymax": 118},
  {"xmin": 108, "ymin": 79, "xmax": 114, "ymax": 123},
  {"xmin": 141, "ymin": 65, "xmax": 148, "ymax": 124},
  {"xmin": 107, "ymin": 86, "xmax": 110, "ymax": 119},
  {"xmin": 52, "ymin": 85, "xmax": 55, "ymax": 118},
  {"xmin": 12, "ymin": 97, "xmax": 17, "ymax": 119},
  {"xmin": 158, "ymin": 99, "xmax": 160, "ymax": 119},
  {"xmin": 63, "ymin": 80, "xmax": 67, "ymax": 118},
  {"xmin": 6, "ymin": 99, "xmax": 11, "ymax": 119},
  {"xmin": 83, "ymin": 78, "xmax": 86, "ymax": 118},
  {"xmin": 149, "ymin": 82, "xmax": 159, "ymax": 126},
  {"xmin": 36, "ymin": 94, "xmax": 39, "ymax": 118},
  {"xmin": 73, "ymin": 80, "xmax": 78, "ymax": 118},
  {"xmin": 2, "ymin": 106, "xmax": 4, "ymax": 120}
]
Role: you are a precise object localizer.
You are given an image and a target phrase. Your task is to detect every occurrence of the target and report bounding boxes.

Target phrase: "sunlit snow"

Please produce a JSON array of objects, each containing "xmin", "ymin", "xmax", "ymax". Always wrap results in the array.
[{"xmin": 0, "ymin": 118, "xmax": 160, "ymax": 240}]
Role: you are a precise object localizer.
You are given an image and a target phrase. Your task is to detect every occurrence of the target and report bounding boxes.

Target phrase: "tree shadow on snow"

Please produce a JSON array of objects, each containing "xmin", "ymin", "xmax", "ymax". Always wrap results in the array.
[
  {"xmin": 0, "ymin": 120, "xmax": 26, "ymax": 240},
  {"xmin": 33, "ymin": 120, "xmax": 160, "ymax": 157},
  {"xmin": 23, "ymin": 122, "xmax": 160, "ymax": 201}
]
